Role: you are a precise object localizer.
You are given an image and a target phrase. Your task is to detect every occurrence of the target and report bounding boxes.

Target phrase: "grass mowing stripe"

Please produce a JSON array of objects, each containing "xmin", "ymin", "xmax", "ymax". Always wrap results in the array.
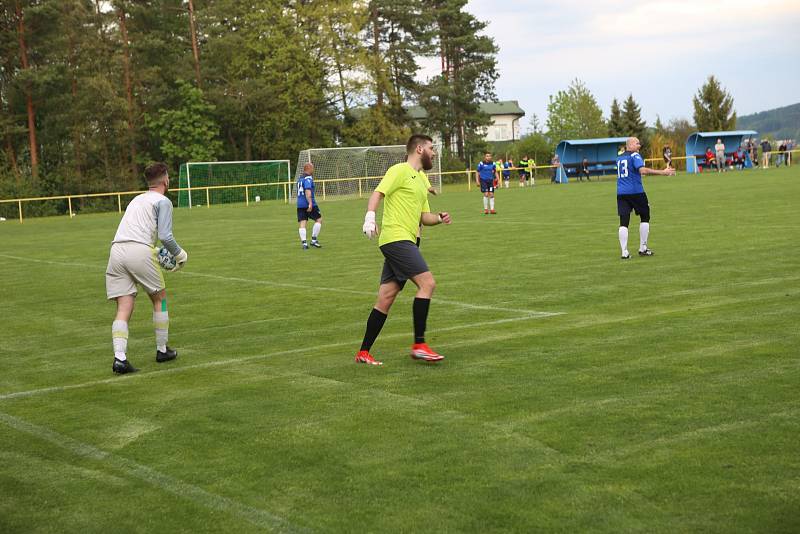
[{"xmin": 0, "ymin": 410, "xmax": 308, "ymax": 533}]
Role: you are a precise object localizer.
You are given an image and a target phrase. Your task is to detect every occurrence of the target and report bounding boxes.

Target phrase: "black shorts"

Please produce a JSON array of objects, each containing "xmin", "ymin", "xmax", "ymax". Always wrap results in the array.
[
  {"xmin": 297, "ymin": 206, "xmax": 322, "ymax": 221},
  {"xmin": 617, "ymin": 193, "xmax": 650, "ymax": 219},
  {"xmin": 479, "ymin": 179, "xmax": 494, "ymax": 193},
  {"xmin": 379, "ymin": 240, "xmax": 429, "ymax": 287}
]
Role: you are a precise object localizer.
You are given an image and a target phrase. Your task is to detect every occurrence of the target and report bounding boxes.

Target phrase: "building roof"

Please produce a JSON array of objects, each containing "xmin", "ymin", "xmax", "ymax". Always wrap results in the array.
[{"xmin": 354, "ymin": 101, "xmax": 526, "ymax": 121}]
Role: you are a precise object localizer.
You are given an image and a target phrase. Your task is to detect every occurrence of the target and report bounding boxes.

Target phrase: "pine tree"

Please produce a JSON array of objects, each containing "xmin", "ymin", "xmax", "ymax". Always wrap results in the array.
[
  {"xmin": 608, "ymin": 98, "xmax": 623, "ymax": 137},
  {"xmin": 621, "ymin": 93, "xmax": 647, "ymax": 147},
  {"xmin": 692, "ymin": 75, "xmax": 736, "ymax": 131}
]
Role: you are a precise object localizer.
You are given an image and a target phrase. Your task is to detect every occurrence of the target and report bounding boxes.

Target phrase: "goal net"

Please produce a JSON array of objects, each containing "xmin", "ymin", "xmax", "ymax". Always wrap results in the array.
[
  {"xmin": 177, "ymin": 160, "xmax": 291, "ymax": 208},
  {"xmin": 294, "ymin": 145, "xmax": 442, "ymax": 200}
]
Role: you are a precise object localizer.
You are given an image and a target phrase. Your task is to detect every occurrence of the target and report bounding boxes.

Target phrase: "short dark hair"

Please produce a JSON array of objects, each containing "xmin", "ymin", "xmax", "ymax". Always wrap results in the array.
[
  {"xmin": 144, "ymin": 162, "xmax": 169, "ymax": 184},
  {"xmin": 406, "ymin": 134, "xmax": 433, "ymax": 154}
]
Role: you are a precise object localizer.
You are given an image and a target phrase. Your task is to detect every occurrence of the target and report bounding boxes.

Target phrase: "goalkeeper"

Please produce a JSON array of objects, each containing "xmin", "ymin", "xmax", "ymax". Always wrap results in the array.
[
  {"xmin": 105, "ymin": 162, "xmax": 188, "ymax": 374},
  {"xmin": 357, "ymin": 134, "xmax": 452, "ymax": 365}
]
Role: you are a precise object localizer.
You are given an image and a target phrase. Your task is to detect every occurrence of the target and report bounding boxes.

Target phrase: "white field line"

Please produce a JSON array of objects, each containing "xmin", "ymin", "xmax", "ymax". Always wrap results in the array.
[
  {"xmin": 0, "ymin": 411, "xmax": 308, "ymax": 533},
  {"xmin": 0, "ymin": 313, "xmax": 558, "ymax": 402},
  {"xmin": 0, "ymin": 253, "xmax": 561, "ymax": 316}
]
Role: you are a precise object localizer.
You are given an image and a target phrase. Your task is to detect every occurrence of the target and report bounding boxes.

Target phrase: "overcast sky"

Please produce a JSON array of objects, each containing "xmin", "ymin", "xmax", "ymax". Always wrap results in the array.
[{"xmin": 420, "ymin": 0, "xmax": 800, "ymax": 132}]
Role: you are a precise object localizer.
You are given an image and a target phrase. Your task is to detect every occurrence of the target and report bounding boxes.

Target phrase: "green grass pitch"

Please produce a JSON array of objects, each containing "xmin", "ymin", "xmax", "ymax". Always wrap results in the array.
[{"xmin": 1, "ymin": 167, "xmax": 798, "ymax": 533}]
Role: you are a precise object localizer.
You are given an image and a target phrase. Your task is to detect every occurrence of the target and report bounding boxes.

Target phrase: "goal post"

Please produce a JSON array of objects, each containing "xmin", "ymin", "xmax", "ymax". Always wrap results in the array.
[
  {"xmin": 295, "ymin": 144, "xmax": 442, "ymax": 200},
  {"xmin": 177, "ymin": 160, "xmax": 291, "ymax": 208}
]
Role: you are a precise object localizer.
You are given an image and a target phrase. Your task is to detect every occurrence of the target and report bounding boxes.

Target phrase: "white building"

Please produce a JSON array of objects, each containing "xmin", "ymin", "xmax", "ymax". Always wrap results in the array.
[{"xmin": 406, "ymin": 100, "xmax": 525, "ymax": 143}]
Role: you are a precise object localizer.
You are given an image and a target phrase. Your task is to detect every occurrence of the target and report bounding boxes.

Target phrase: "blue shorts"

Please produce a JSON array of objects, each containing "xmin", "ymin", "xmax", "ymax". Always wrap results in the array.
[
  {"xmin": 297, "ymin": 206, "xmax": 322, "ymax": 221},
  {"xmin": 479, "ymin": 179, "xmax": 494, "ymax": 193}
]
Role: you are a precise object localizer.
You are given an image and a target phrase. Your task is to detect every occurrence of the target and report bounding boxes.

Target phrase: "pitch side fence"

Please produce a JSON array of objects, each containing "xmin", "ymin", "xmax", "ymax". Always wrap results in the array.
[{"xmin": 1, "ymin": 153, "xmax": 795, "ymax": 223}]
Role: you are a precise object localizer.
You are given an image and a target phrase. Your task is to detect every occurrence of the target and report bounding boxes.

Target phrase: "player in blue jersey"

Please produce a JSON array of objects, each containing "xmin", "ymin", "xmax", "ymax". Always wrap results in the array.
[
  {"xmin": 616, "ymin": 137, "xmax": 675, "ymax": 259},
  {"xmin": 297, "ymin": 162, "xmax": 322, "ymax": 249},
  {"xmin": 476, "ymin": 152, "xmax": 499, "ymax": 214}
]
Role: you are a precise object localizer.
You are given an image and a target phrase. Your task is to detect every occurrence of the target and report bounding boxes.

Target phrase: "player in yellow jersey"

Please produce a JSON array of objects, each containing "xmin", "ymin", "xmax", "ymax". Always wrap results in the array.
[{"xmin": 356, "ymin": 135, "xmax": 452, "ymax": 365}]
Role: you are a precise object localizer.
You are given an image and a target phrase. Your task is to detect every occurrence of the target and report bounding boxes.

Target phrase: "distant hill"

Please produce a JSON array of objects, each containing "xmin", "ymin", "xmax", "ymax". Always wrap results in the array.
[{"xmin": 738, "ymin": 103, "xmax": 800, "ymax": 140}]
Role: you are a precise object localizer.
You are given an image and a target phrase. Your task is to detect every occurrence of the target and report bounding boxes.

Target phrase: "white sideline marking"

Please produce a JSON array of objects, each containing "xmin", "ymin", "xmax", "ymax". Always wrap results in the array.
[
  {"xmin": 0, "ymin": 313, "xmax": 561, "ymax": 401},
  {"xmin": 0, "ymin": 253, "xmax": 560, "ymax": 316},
  {"xmin": 0, "ymin": 411, "xmax": 308, "ymax": 533}
]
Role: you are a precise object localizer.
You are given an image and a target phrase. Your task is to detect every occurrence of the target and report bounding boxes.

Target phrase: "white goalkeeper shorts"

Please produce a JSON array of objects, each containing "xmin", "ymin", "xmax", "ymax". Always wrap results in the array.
[{"xmin": 105, "ymin": 242, "xmax": 165, "ymax": 299}]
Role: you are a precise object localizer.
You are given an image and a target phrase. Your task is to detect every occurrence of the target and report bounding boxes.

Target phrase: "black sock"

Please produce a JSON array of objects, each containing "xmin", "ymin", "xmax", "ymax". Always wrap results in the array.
[
  {"xmin": 413, "ymin": 297, "xmax": 430, "ymax": 344},
  {"xmin": 360, "ymin": 308, "xmax": 387, "ymax": 351}
]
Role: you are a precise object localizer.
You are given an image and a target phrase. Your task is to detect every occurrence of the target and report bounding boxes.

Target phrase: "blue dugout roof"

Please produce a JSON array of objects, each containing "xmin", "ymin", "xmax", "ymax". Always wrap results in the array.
[
  {"xmin": 685, "ymin": 130, "xmax": 758, "ymax": 173},
  {"xmin": 554, "ymin": 137, "xmax": 628, "ymax": 183}
]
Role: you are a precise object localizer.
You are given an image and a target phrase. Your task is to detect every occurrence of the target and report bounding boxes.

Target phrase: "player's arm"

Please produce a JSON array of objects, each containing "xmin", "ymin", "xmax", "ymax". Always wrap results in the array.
[
  {"xmin": 305, "ymin": 189, "xmax": 313, "ymax": 211},
  {"xmin": 155, "ymin": 198, "xmax": 188, "ymax": 269},
  {"xmin": 640, "ymin": 166, "xmax": 676, "ymax": 176},
  {"xmin": 474, "ymin": 165, "xmax": 481, "ymax": 186},
  {"xmin": 362, "ymin": 190, "xmax": 384, "ymax": 238},
  {"xmin": 420, "ymin": 211, "xmax": 451, "ymax": 226}
]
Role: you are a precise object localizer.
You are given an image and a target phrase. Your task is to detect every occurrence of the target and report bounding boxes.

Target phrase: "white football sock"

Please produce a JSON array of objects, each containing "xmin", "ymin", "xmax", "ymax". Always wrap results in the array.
[
  {"xmin": 154, "ymin": 311, "xmax": 169, "ymax": 353},
  {"xmin": 639, "ymin": 222, "xmax": 650, "ymax": 251},
  {"xmin": 312, "ymin": 222, "xmax": 321, "ymax": 240},
  {"xmin": 299, "ymin": 228, "xmax": 307, "ymax": 242},
  {"xmin": 489, "ymin": 197, "xmax": 495, "ymax": 210},
  {"xmin": 112, "ymin": 320, "xmax": 128, "ymax": 361},
  {"xmin": 483, "ymin": 196, "xmax": 488, "ymax": 209},
  {"xmin": 619, "ymin": 226, "xmax": 629, "ymax": 255}
]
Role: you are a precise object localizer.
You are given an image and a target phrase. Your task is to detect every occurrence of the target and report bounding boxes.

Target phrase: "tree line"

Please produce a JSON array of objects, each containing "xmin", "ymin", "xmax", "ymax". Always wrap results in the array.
[{"xmin": 0, "ymin": 0, "xmax": 498, "ymax": 204}]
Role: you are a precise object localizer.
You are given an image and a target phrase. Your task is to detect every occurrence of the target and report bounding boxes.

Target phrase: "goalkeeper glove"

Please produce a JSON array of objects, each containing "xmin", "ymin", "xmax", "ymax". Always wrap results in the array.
[
  {"xmin": 362, "ymin": 211, "xmax": 378, "ymax": 239},
  {"xmin": 171, "ymin": 249, "xmax": 188, "ymax": 272}
]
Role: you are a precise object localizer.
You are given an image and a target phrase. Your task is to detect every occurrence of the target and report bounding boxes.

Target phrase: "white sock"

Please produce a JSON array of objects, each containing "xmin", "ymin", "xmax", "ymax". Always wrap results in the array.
[
  {"xmin": 504, "ymin": 181, "xmax": 509, "ymax": 188},
  {"xmin": 312, "ymin": 222, "xmax": 321, "ymax": 240},
  {"xmin": 299, "ymin": 228, "xmax": 307, "ymax": 242},
  {"xmin": 154, "ymin": 311, "xmax": 169, "ymax": 353},
  {"xmin": 639, "ymin": 222, "xmax": 650, "ymax": 251},
  {"xmin": 112, "ymin": 320, "xmax": 128, "ymax": 361},
  {"xmin": 618, "ymin": 226, "xmax": 629, "ymax": 255},
  {"xmin": 489, "ymin": 197, "xmax": 495, "ymax": 210},
  {"xmin": 483, "ymin": 196, "xmax": 488, "ymax": 209}
]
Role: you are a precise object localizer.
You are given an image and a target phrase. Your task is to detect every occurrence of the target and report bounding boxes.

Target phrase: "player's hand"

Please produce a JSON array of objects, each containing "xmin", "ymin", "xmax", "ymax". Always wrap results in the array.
[
  {"xmin": 363, "ymin": 211, "xmax": 378, "ymax": 239},
  {"xmin": 665, "ymin": 167, "xmax": 676, "ymax": 176},
  {"xmin": 171, "ymin": 249, "xmax": 188, "ymax": 272},
  {"xmin": 427, "ymin": 186, "xmax": 438, "ymax": 196},
  {"xmin": 306, "ymin": 205, "xmax": 313, "ymax": 212},
  {"xmin": 438, "ymin": 212, "xmax": 452, "ymax": 224}
]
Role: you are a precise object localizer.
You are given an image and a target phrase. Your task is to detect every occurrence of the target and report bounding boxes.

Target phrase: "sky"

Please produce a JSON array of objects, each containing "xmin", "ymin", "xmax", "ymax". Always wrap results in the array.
[{"xmin": 420, "ymin": 0, "xmax": 800, "ymax": 133}]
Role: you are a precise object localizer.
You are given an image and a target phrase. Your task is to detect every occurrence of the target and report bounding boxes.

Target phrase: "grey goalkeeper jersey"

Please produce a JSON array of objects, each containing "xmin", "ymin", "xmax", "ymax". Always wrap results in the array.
[{"xmin": 112, "ymin": 191, "xmax": 182, "ymax": 256}]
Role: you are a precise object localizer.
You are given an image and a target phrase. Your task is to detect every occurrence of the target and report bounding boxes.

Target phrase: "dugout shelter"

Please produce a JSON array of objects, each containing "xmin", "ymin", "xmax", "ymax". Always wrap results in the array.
[
  {"xmin": 685, "ymin": 131, "xmax": 758, "ymax": 173},
  {"xmin": 554, "ymin": 137, "xmax": 629, "ymax": 183}
]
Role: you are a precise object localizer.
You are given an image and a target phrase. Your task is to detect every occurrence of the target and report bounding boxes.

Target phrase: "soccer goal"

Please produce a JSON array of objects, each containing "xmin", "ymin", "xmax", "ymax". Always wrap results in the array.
[
  {"xmin": 177, "ymin": 160, "xmax": 291, "ymax": 208},
  {"xmin": 294, "ymin": 145, "xmax": 442, "ymax": 200}
]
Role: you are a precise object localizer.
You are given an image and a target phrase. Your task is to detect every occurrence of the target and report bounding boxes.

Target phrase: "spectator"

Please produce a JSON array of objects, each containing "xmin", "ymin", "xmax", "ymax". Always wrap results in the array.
[
  {"xmin": 746, "ymin": 139, "xmax": 756, "ymax": 166},
  {"xmin": 732, "ymin": 147, "xmax": 744, "ymax": 170},
  {"xmin": 714, "ymin": 138, "xmax": 726, "ymax": 172},
  {"xmin": 787, "ymin": 140, "xmax": 794, "ymax": 166},
  {"xmin": 662, "ymin": 146, "xmax": 673, "ymax": 169},
  {"xmin": 703, "ymin": 147, "xmax": 715, "ymax": 172},
  {"xmin": 776, "ymin": 140, "xmax": 787, "ymax": 167},
  {"xmin": 578, "ymin": 157, "xmax": 590, "ymax": 181},
  {"xmin": 760, "ymin": 139, "xmax": 772, "ymax": 168},
  {"xmin": 550, "ymin": 153, "xmax": 560, "ymax": 183}
]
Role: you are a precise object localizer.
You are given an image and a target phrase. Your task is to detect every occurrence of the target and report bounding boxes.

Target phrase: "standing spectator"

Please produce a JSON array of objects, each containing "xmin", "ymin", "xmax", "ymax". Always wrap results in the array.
[
  {"xmin": 714, "ymin": 138, "xmax": 726, "ymax": 172},
  {"xmin": 662, "ymin": 146, "xmax": 673, "ymax": 169},
  {"xmin": 551, "ymin": 153, "xmax": 560, "ymax": 183},
  {"xmin": 787, "ymin": 140, "xmax": 794, "ymax": 166},
  {"xmin": 760, "ymin": 139, "xmax": 772, "ymax": 168},
  {"xmin": 578, "ymin": 157, "xmax": 590, "ymax": 181},
  {"xmin": 746, "ymin": 139, "xmax": 756, "ymax": 166},
  {"xmin": 776, "ymin": 140, "xmax": 787, "ymax": 167}
]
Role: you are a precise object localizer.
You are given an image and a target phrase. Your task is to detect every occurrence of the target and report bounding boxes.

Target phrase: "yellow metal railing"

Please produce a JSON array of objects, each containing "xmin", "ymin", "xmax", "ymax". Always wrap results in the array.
[{"xmin": 1, "ymin": 151, "xmax": 796, "ymax": 223}]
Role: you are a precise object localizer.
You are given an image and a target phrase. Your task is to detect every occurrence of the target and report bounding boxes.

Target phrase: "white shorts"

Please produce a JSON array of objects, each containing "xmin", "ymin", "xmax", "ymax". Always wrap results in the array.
[{"xmin": 105, "ymin": 242, "xmax": 165, "ymax": 299}]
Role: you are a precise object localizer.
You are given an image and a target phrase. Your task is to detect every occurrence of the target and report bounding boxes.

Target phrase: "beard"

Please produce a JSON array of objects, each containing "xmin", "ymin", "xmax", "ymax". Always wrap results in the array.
[{"xmin": 421, "ymin": 152, "xmax": 433, "ymax": 171}]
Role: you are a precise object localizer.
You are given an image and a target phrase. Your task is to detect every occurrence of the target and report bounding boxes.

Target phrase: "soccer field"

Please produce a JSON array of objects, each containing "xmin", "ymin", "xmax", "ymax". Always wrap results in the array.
[{"xmin": 1, "ymin": 167, "xmax": 798, "ymax": 533}]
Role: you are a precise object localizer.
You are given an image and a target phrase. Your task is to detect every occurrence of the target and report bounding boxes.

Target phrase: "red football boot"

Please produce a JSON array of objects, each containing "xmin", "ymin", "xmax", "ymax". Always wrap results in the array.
[
  {"xmin": 410, "ymin": 343, "xmax": 444, "ymax": 362},
  {"xmin": 355, "ymin": 350, "xmax": 383, "ymax": 365}
]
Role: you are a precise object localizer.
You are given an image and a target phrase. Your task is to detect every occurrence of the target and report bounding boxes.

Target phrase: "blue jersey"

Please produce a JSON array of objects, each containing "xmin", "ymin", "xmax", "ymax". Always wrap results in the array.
[
  {"xmin": 296, "ymin": 174, "xmax": 316, "ymax": 208},
  {"xmin": 616, "ymin": 151, "xmax": 645, "ymax": 194},
  {"xmin": 502, "ymin": 161, "xmax": 512, "ymax": 177},
  {"xmin": 477, "ymin": 161, "xmax": 496, "ymax": 181}
]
